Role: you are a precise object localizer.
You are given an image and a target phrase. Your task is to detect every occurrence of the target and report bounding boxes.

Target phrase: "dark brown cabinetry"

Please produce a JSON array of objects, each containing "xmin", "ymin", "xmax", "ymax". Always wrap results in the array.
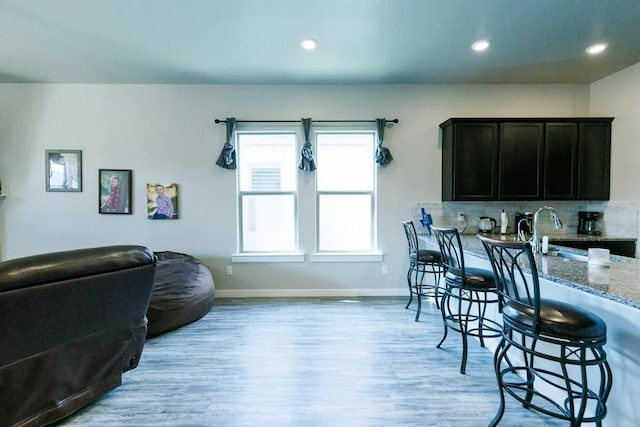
[
  {"xmin": 544, "ymin": 123, "xmax": 578, "ymax": 199},
  {"xmin": 499, "ymin": 123, "xmax": 544, "ymax": 200},
  {"xmin": 441, "ymin": 122, "xmax": 498, "ymax": 200},
  {"xmin": 578, "ymin": 122, "xmax": 611, "ymax": 200},
  {"xmin": 440, "ymin": 118, "xmax": 613, "ymax": 201}
]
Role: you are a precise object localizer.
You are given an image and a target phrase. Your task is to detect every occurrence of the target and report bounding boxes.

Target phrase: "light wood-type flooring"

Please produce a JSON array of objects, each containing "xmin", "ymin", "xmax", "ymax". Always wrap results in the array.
[{"xmin": 61, "ymin": 297, "xmax": 565, "ymax": 426}]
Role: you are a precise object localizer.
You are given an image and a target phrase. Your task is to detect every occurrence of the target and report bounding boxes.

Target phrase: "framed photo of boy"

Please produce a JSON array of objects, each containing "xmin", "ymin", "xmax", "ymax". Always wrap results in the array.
[
  {"xmin": 45, "ymin": 149, "xmax": 82, "ymax": 192},
  {"xmin": 147, "ymin": 183, "xmax": 178, "ymax": 219},
  {"xmin": 99, "ymin": 169, "xmax": 132, "ymax": 214}
]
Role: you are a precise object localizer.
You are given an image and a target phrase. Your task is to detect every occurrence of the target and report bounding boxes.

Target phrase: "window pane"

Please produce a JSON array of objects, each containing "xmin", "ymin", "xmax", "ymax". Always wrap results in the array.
[
  {"xmin": 316, "ymin": 133, "xmax": 375, "ymax": 191},
  {"xmin": 238, "ymin": 133, "xmax": 297, "ymax": 192},
  {"xmin": 242, "ymin": 195, "xmax": 295, "ymax": 251},
  {"xmin": 318, "ymin": 195, "xmax": 372, "ymax": 251}
]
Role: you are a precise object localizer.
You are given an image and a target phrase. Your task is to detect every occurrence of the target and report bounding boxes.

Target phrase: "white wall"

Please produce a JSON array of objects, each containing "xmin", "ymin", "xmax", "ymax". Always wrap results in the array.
[
  {"xmin": 590, "ymin": 62, "xmax": 640, "ymax": 200},
  {"xmin": 0, "ymin": 83, "xmax": 591, "ymax": 296},
  {"xmin": 590, "ymin": 63, "xmax": 640, "ymax": 255}
]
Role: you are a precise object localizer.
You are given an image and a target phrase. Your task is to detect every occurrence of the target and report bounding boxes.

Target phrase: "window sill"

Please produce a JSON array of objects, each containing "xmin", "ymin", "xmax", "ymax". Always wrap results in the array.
[
  {"xmin": 231, "ymin": 252, "xmax": 384, "ymax": 263},
  {"xmin": 232, "ymin": 252, "xmax": 304, "ymax": 263},
  {"xmin": 309, "ymin": 252, "xmax": 383, "ymax": 262}
]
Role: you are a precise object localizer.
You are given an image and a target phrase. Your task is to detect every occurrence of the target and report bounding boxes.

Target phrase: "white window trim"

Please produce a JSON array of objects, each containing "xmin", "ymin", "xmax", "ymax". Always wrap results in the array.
[
  {"xmin": 231, "ymin": 252, "xmax": 384, "ymax": 263},
  {"xmin": 314, "ymin": 129, "xmax": 379, "ymax": 254},
  {"xmin": 309, "ymin": 252, "xmax": 383, "ymax": 262},
  {"xmin": 232, "ymin": 252, "xmax": 305, "ymax": 263},
  {"xmin": 232, "ymin": 123, "xmax": 384, "ymax": 263},
  {"xmin": 235, "ymin": 128, "xmax": 300, "ymax": 254}
]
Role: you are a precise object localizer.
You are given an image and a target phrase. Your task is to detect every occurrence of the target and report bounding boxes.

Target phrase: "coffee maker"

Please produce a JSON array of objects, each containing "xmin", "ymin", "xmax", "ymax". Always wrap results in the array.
[
  {"xmin": 578, "ymin": 211, "xmax": 601, "ymax": 235},
  {"xmin": 515, "ymin": 212, "xmax": 533, "ymax": 235}
]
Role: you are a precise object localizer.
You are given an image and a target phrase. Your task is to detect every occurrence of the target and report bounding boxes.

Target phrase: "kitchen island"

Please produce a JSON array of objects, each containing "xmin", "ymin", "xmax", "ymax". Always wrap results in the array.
[{"xmin": 419, "ymin": 233, "xmax": 640, "ymax": 427}]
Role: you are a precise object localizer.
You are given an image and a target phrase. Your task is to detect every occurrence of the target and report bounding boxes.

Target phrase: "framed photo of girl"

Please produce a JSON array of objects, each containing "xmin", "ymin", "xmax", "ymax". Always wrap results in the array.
[
  {"xmin": 99, "ymin": 169, "xmax": 132, "ymax": 214},
  {"xmin": 147, "ymin": 183, "xmax": 178, "ymax": 219}
]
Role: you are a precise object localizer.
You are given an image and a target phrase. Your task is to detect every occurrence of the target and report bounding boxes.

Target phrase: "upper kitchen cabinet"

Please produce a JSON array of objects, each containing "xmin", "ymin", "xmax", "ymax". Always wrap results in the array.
[
  {"xmin": 441, "ymin": 120, "xmax": 498, "ymax": 201},
  {"xmin": 543, "ymin": 119, "xmax": 612, "ymax": 200},
  {"xmin": 544, "ymin": 123, "xmax": 578, "ymax": 199},
  {"xmin": 577, "ymin": 121, "xmax": 611, "ymax": 200},
  {"xmin": 440, "ymin": 118, "xmax": 613, "ymax": 201},
  {"xmin": 499, "ymin": 122, "xmax": 544, "ymax": 200}
]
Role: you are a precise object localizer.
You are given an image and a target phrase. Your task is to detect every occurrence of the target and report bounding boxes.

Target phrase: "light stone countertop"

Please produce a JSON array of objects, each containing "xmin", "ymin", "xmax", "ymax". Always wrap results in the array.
[
  {"xmin": 540, "ymin": 232, "xmax": 637, "ymax": 242},
  {"xmin": 420, "ymin": 233, "xmax": 640, "ymax": 310}
]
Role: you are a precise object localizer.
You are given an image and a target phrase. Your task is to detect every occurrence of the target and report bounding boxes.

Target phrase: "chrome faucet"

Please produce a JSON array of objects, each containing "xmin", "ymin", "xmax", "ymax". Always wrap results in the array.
[
  {"xmin": 516, "ymin": 218, "xmax": 529, "ymax": 242},
  {"xmin": 530, "ymin": 206, "xmax": 563, "ymax": 253}
]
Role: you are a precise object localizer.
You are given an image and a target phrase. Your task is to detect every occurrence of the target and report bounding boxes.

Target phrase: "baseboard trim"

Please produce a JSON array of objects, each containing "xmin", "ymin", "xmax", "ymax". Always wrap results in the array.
[{"xmin": 215, "ymin": 288, "xmax": 408, "ymax": 298}]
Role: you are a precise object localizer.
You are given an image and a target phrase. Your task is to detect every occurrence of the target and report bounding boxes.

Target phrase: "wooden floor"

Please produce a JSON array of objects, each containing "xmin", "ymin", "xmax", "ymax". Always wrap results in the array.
[{"xmin": 61, "ymin": 297, "xmax": 565, "ymax": 426}]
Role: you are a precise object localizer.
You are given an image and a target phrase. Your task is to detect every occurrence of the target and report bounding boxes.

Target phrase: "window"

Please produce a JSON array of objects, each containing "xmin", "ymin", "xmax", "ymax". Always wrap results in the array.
[
  {"xmin": 237, "ymin": 132, "xmax": 297, "ymax": 252},
  {"xmin": 316, "ymin": 132, "xmax": 377, "ymax": 252},
  {"xmin": 234, "ymin": 126, "xmax": 380, "ymax": 261}
]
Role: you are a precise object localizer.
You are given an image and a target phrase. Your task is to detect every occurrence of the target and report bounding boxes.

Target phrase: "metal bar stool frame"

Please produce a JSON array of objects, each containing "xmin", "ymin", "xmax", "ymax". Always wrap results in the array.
[
  {"xmin": 401, "ymin": 220, "xmax": 443, "ymax": 322},
  {"xmin": 478, "ymin": 235, "xmax": 612, "ymax": 427},
  {"xmin": 431, "ymin": 226, "xmax": 502, "ymax": 374}
]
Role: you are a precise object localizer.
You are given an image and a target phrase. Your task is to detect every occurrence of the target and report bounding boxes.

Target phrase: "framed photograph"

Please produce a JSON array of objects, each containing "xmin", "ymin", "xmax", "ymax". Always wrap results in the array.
[
  {"xmin": 99, "ymin": 169, "xmax": 132, "ymax": 214},
  {"xmin": 147, "ymin": 183, "xmax": 178, "ymax": 219},
  {"xmin": 45, "ymin": 149, "xmax": 82, "ymax": 192}
]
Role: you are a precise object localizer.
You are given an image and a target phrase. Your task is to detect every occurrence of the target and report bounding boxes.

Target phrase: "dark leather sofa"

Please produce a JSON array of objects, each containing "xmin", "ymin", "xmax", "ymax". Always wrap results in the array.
[{"xmin": 0, "ymin": 245, "xmax": 156, "ymax": 426}]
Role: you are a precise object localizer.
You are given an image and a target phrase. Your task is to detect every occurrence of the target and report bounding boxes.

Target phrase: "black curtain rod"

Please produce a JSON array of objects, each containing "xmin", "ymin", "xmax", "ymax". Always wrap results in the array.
[{"xmin": 214, "ymin": 119, "xmax": 399, "ymax": 124}]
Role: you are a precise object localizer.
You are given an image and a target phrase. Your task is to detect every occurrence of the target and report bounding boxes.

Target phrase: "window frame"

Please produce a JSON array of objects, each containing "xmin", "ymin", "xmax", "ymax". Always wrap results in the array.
[
  {"xmin": 234, "ymin": 129, "xmax": 302, "ymax": 259},
  {"xmin": 231, "ymin": 124, "xmax": 383, "ymax": 263},
  {"xmin": 313, "ymin": 129, "xmax": 379, "ymax": 255}
]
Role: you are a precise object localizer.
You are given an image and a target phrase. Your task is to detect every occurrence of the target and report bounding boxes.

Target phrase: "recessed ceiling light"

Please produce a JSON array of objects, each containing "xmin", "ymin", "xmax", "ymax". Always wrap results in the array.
[
  {"xmin": 301, "ymin": 38, "xmax": 317, "ymax": 50},
  {"xmin": 471, "ymin": 39, "xmax": 491, "ymax": 52},
  {"xmin": 586, "ymin": 43, "xmax": 608, "ymax": 55}
]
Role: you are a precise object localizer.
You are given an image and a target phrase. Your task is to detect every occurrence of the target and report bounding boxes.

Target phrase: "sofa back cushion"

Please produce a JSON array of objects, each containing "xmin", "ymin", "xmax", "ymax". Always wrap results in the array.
[{"xmin": 0, "ymin": 245, "xmax": 154, "ymax": 292}]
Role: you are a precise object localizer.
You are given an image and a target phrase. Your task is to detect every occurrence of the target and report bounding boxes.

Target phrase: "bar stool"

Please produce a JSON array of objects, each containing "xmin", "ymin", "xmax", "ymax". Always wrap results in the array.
[
  {"xmin": 401, "ymin": 220, "xmax": 443, "ymax": 322},
  {"xmin": 431, "ymin": 226, "xmax": 501, "ymax": 374},
  {"xmin": 478, "ymin": 235, "xmax": 612, "ymax": 426}
]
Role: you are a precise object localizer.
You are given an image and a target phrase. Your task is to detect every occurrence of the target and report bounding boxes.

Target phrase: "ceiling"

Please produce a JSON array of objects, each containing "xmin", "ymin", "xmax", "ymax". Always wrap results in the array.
[{"xmin": 1, "ymin": 0, "xmax": 640, "ymax": 85}]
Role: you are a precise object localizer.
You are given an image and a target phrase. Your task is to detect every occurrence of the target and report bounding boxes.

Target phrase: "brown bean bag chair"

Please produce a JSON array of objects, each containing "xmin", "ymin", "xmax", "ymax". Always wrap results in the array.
[{"xmin": 146, "ymin": 251, "xmax": 215, "ymax": 337}]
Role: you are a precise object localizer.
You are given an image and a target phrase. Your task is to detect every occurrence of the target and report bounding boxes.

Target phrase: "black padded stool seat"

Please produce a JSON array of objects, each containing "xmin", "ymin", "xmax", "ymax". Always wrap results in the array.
[
  {"xmin": 444, "ymin": 267, "xmax": 495, "ymax": 290},
  {"xmin": 146, "ymin": 251, "xmax": 215, "ymax": 337},
  {"xmin": 503, "ymin": 298, "xmax": 607, "ymax": 340},
  {"xmin": 410, "ymin": 249, "xmax": 441, "ymax": 264}
]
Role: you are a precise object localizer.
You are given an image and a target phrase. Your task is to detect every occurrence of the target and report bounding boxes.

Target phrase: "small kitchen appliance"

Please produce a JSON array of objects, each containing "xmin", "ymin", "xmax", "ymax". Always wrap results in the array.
[
  {"xmin": 515, "ymin": 212, "xmax": 533, "ymax": 235},
  {"xmin": 577, "ymin": 211, "xmax": 601, "ymax": 235},
  {"xmin": 478, "ymin": 216, "xmax": 497, "ymax": 233}
]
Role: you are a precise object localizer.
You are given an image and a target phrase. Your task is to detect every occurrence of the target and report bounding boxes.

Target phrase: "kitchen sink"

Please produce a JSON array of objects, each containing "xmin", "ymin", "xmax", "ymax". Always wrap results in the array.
[{"xmin": 546, "ymin": 250, "xmax": 588, "ymax": 262}]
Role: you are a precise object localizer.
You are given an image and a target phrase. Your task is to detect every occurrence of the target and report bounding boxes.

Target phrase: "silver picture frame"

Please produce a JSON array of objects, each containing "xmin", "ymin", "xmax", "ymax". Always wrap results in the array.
[{"xmin": 45, "ymin": 149, "xmax": 82, "ymax": 192}]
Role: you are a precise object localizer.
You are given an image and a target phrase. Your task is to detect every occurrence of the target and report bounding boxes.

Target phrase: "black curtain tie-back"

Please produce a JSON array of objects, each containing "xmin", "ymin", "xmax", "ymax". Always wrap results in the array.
[
  {"xmin": 216, "ymin": 117, "xmax": 237, "ymax": 170},
  {"xmin": 298, "ymin": 117, "xmax": 316, "ymax": 172},
  {"xmin": 375, "ymin": 118, "xmax": 393, "ymax": 167}
]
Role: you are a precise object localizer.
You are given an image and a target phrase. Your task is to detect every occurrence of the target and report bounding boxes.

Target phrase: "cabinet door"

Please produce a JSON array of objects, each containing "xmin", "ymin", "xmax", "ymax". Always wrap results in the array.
[
  {"xmin": 499, "ymin": 123, "xmax": 544, "ymax": 200},
  {"xmin": 578, "ymin": 122, "xmax": 611, "ymax": 200},
  {"xmin": 544, "ymin": 123, "xmax": 577, "ymax": 199},
  {"xmin": 450, "ymin": 123, "xmax": 499, "ymax": 200}
]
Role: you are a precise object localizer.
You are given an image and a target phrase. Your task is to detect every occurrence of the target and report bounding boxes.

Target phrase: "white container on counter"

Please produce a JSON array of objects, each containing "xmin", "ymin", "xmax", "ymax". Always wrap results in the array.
[{"xmin": 588, "ymin": 248, "xmax": 610, "ymax": 267}]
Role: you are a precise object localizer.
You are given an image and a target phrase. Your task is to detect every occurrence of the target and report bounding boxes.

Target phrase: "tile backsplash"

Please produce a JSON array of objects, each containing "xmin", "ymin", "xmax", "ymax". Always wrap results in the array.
[{"xmin": 410, "ymin": 200, "xmax": 639, "ymax": 239}]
